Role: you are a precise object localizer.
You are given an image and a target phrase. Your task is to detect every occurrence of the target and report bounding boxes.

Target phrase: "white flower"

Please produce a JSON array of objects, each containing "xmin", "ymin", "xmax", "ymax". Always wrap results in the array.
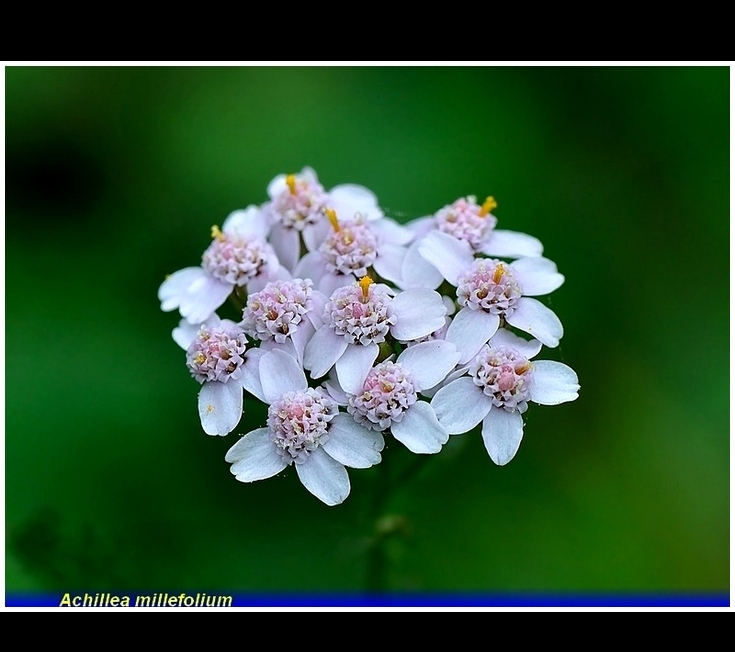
[
  {"xmin": 329, "ymin": 340, "xmax": 461, "ymax": 454},
  {"xmin": 294, "ymin": 210, "xmax": 412, "ymax": 295},
  {"xmin": 401, "ymin": 196, "xmax": 544, "ymax": 289},
  {"xmin": 434, "ymin": 255, "xmax": 566, "ymax": 363},
  {"xmin": 303, "ymin": 278, "xmax": 447, "ymax": 394},
  {"xmin": 224, "ymin": 350, "xmax": 384, "ymax": 506},
  {"xmin": 173, "ymin": 315, "xmax": 265, "ymax": 437},
  {"xmin": 431, "ymin": 329, "xmax": 579, "ymax": 466},
  {"xmin": 263, "ymin": 167, "xmax": 386, "ymax": 272},
  {"xmin": 158, "ymin": 206, "xmax": 286, "ymax": 325}
]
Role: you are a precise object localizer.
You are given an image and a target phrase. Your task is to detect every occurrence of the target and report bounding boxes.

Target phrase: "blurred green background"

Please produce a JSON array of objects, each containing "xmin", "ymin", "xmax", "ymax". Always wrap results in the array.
[{"xmin": 5, "ymin": 65, "xmax": 729, "ymax": 599}]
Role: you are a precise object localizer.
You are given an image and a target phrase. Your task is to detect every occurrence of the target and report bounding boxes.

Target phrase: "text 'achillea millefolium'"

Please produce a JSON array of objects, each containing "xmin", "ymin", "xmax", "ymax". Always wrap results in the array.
[{"xmin": 158, "ymin": 168, "xmax": 580, "ymax": 505}]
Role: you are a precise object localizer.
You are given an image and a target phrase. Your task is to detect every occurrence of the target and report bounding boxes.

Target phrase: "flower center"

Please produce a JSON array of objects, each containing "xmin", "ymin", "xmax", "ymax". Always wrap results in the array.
[
  {"xmin": 271, "ymin": 172, "xmax": 329, "ymax": 231},
  {"xmin": 435, "ymin": 196, "xmax": 498, "ymax": 250},
  {"xmin": 186, "ymin": 323, "xmax": 248, "ymax": 384},
  {"xmin": 202, "ymin": 227, "xmax": 274, "ymax": 286},
  {"xmin": 347, "ymin": 361, "xmax": 418, "ymax": 431},
  {"xmin": 470, "ymin": 345, "xmax": 533, "ymax": 413},
  {"xmin": 325, "ymin": 280, "xmax": 396, "ymax": 346},
  {"xmin": 242, "ymin": 279, "xmax": 313, "ymax": 344},
  {"xmin": 267, "ymin": 388, "xmax": 337, "ymax": 464},
  {"xmin": 457, "ymin": 259, "xmax": 522, "ymax": 316},
  {"xmin": 319, "ymin": 213, "xmax": 379, "ymax": 277}
]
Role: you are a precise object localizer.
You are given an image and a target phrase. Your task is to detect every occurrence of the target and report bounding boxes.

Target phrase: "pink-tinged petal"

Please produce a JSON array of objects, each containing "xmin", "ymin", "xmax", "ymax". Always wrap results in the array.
[
  {"xmin": 329, "ymin": 184, "xmax": 382, "ymax": 221},
  {"xmin": 158, "ymin": 267, "xmax": 204, "ymax": 312},
  {"xmin": 324, "ymin": 373, "xmax": 349, "ymax": 405},
  {"xmin": 295, "ymin": 447, "xmax": 350, "ymax": 506},
  {"xmin": 303, "ymin": 326, "xmax": 348, "ymax": 379},
  {"xmin": 418, "ymin": 230, "xmax": 474, "ymax": 285},
  {"xmin": 390, "ymin": 288, "xmax": 447, "ymax": 341},
  {"xmin": 529, "ymin": 360, "xmax": 580, "ymax": 405},
  {"xmin": 482, "ymin": 230, "xmax": 543, "ymax": 258},
  {"xmin": 290, "ymin": 318, "xmax": 316, "ymax": 366},
  {"xmin": 259, "ymin": 349, "xmax": 307, "ymax": 403},
  {"xmin": 431, "ymin": 377, "xmax": 492, "ymax": 434},
  {"xmin": 372, "ymin": 243, "xmax": 406, "ymax": 286},
  {"xmin": 306, "ymin": 290, "xmax": 329, "ymax": 330},
  {"xmin": 446, "ymin": 308, "xmax": 500, "ymax": 364},
  {"xmin": 222, "ymin": 205, "xmax": 268, "ymax": 239},
  {"xmin": 391, "ymin": 401, "xmax": 448, "ymax": 454},
  {"xmin": 226, "ymin": 428, "xmax": 287, "ymax": 481},
  {"xmin": 318, "ymin": 272, "xmax": 354, "ymax": 298},
  {"xmin": 240, "ymin": 348, "xmax": 266, "ymax": 402},
  {"xmin": 302, "ymin": 220, "xmax": 331, "ymax": 252},
  {"xmin": 267, "ymin": 173, "xmax": 289, "ymax": 200},
  {"xmin": 510, "ymin": 257, "xmax": 565, "ymax": 296},
  {"xmin": 400, "ymin": 240, "xmax": 444, "ymax": 290},
  {"xmin": 198, "ymin": 381, "xmax": 243, "ymax": 436},
  {"xmin": 481, "ymin": 408, "xmax": 524, "ymax": 466},
  {"xmin": 405, "ymin": 215, "xmax": 435, "ymax": 238},
  {"xmin": 487, "ymin": 328, "xmax": 543, "ymax": 360},
  {"xmin": 270, "ymin": 224, "xmax": 300, "ymax": 272},
  {"xmin": 181, "ymin": 274, "xmax": 232, "ymax": 324},
  {"xmin": 506, "ymin": 297, "xmax": 563, "ymax": 348},
  {"xmin": 371, "ymin": 217, "xmax": 413, "ymax": 245},
  {"xmin": 336, "ymin": 343, "xmax": 379, "ymax": 396},
  {"xmin": 294, "ymin": 251, "xmax": 327, "ymax": 284},
  {"xmin": 321, "ymin": 414, "xmax": 384, "ymax": 469},
  {"xmin": 397, "ymin": 340, "xmax": 461, "ymax": 391}
]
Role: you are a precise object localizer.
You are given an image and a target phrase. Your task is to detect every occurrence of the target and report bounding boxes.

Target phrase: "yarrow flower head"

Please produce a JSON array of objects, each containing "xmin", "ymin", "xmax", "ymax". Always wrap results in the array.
[
  {"xmin": 432, "ymin": 329, "xmax": 579, "ymax": 465},
  {"xmin": 158, "ymin": 206, "xmax": 283, "ymax": 325},
  {"xmin": 225, "ymin": 350, "xmax": 384, "ymax": 506},
  {"xmin": 435, "ymin": 195, "xmax": 498, "ymax": 251},
  {"xmin": 186, "ymin": 321, "xmax": 248, "ymax": 384}
]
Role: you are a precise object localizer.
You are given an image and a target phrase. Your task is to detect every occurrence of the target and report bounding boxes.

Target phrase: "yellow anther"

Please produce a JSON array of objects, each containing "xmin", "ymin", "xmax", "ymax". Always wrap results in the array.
[
  {"xmin": 286, "ymin": 174, "xmax": 297, "ymax": 195},
  {"xmin": 516, "ymin": 362, "xmax": 532, "ymax": 375},
  {"xmin": 478, "ymin": 196, "xmax": 498, "ymax": 217},
  {"xmin": 324, "ymin": 208, "xmax": 340, "ymax": 232},
  {"xmin": 211, "ymin": 225, "xmax": 225, "ymax": 241},
  {"xmin": 194, "ymin": 353, "xmax": 207, "ymax": 365},
  {"xmin": 206, "ymin": 404, "xmax": 215, "ymax": 413},
  {"xmin": 493, "ymin": 263, "xmax": 506, "ymax": 284},
  {"xmin": 359, "ymin": 276, "xmax": 373, "ymax": 300}
]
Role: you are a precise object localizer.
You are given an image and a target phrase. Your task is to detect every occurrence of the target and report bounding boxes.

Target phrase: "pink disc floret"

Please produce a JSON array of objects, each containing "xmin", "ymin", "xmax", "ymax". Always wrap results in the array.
[
  {"xmin": 186, "ymin": 323, "xmax": 248, "ymax": 384},
  {"xmin": 457, "ymin": 259, "xmax": 522, "ymax": 316},
  {"xmin": 470, "ymin": 345, "xmax": 534, "ymax": 413},
  {"xmin": 320, "ymin": 216, "xmax": 379, "ymax": 277},
  {"xmin": 325, "ymin": 283, "xmax": 396, "ymax": 346},
  {"xmin": 347, "ymin": 361, "xmax": 418, "ymax": 431},
  {"xmin": 202, "ymin": 233, "xmax": 275, "ymax": 286},
  {"xmin": 242, "ymin": 279, "xmax": 313, "ymax": 343},
  {"xmin": 435, "ymin": 196, "xmax": 497, "ymax": 250}
]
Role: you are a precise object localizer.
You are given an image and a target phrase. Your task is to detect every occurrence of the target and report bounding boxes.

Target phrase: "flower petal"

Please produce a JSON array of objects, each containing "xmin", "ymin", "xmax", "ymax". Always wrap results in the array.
[
  {"xmin": 371, "ymin": 217, "xmax": 413, "ymax": 245},
  {"xmin": 372, "ymin": 243, "xmax": 406, "ymax": 286},
  {"xmin": 481, "ymin": 408, "xmax": 524, "ymax": 466},
  {"xmin": 321, "ymin": 414, "xmax": 384, "ymax": 468},
  {"xmin": 172, "ymin": 314, "xmax": 219, "ymax": 350},
  {"xmin": 487, "ymin": 328, "xmax": 542, "ymax": 360},
  {"xmin": 198, "ymin": 381, "xmax": 243, "ymax": 436},
  {"xmin": 240, "ymin": 347, "xmax": 266, "ymax": 402},
  {"xmin": 222, "ymin": 205, "xmax": 268, "ymax": 239},
  {"xmin": 529, "ymin": 360, "xmax": 580, "ymax": 405},
  {"xmin": 329, "ymin": 184, "xmax": 383, "ymax": 221},
  {"xmin": 482, "ymin": 230, "xmax": 543, "ymax": 258},
  {"xmin": 296, "ymin": 447, "xmax": 350, "ymax": 506},
  {"xmin": 158, "ymin": 267, "xmax": 203, "ymax": 312},
  {"xmin": 336, "ymin": 343, "xmax": 379, "ymax": 396},
  {"xmin": 391, "ymin": 401, "xmax": 448, "ymax": 454},
  {"xmin": 400, "ymin": 240, "xmax": 444, "ymax": 289},
  {"xmin": 226, "ymin": 428, "xmax": 287, "ymax": 481},
  {"xmin": 390, "ymin": 288, "xmax": 447, "ymax": 341},
  {"xmin": 445, "ymin": 307, "xmax": 500, "ymax": 364},
  {"xmin": 259, "ymin": 349, "xmax": 307, "ymax": 403},
  {"xmin": 418, "ymin": 230, "xmax": 474, "ymax": 285},
  {"xmin": 303, "ymin": 326, "xmax": 348, "ymax": 379},
  {"xmin": 431, "ymin": 377, "xmax": 493, "ymax": 434},
  {"xmin": 397, "ymin": 340, "xmax": 461, "ymax": 391},
  {"xmin": 511, "ymin": 256, "xmax": 565, "ymax": 296},
  {"xmin": 506, "ymin": 297, "xmax": 563, "ymax": 348},
  {"xmin": 270, "ymin": 224, "xmax": 300, "ymax": 272},
  {"xmin": 181, "ymin": 274, "xmax": 233, "ymax": 324}
]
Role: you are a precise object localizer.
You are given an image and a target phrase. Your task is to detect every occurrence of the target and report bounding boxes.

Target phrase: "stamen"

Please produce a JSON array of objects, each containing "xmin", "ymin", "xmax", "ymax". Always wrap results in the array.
[
  {"xmin": 493, "ymin": 262, "xmax": 506, "ymax": 284},
  {"xmin": 286, "ymin": 174, "xmax": 297, "ymax": 195},
  {"xmin": 324, "ymin": 208, "xmax": 340, "ymax": 232},
  {"xmin": 210, "ymin": 225, "xmax": 226, "ymax": 242},
  {"xmin": 478, "ymin": 196, "xmax": 498, "ymax": 217},
  {"xmin": 359, "ymin": 276, "xmax": 373, "ymax": 301}
]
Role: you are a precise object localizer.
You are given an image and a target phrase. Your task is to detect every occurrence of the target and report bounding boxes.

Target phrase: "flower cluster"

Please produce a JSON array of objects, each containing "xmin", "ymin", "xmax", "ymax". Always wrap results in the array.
[{"xmin": 159, "ymin": 168, "xmax": 579, "ymax": 505}]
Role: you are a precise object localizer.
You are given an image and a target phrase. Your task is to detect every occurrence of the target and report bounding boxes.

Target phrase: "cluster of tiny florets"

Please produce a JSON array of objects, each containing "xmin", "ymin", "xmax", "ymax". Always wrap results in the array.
[
  {"xmin": 457, "ymin": 259, "xmax": 522, "ymax": 315},
  {"xmin": 269, "ymin": 176, "xmax": 329, "ymax": 231},
  {"xmin": 202, "ymin": 234, "xmax": 274, "ymax": 286},
  {"xmin": 347, "ymin": 361, "xmax": 418, "ymax": 431},
  {"xmin": 186, "ymin": 324, "xmax": 248, "ymax": 384},
  {"xmin": 320, "ymin": 217, "xmax": 379, "ymax": 277},
  {"xmin": 242, "ymin": 279, "xmax": 313, "ymax": 343},
  {"xmin": 470, "ymin": 345, "xmax": 534, "ymax": 413},
  {"xmin": 267, "ymin": 389, "xmax": 337, "ymax": 464},
  {"xmin": 435, "ymin": 196, "xmax": 497, "ymax": 250},
  {"xmin": 325, "ymin": 284, "xmax": 396, "ymax": 345}
]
